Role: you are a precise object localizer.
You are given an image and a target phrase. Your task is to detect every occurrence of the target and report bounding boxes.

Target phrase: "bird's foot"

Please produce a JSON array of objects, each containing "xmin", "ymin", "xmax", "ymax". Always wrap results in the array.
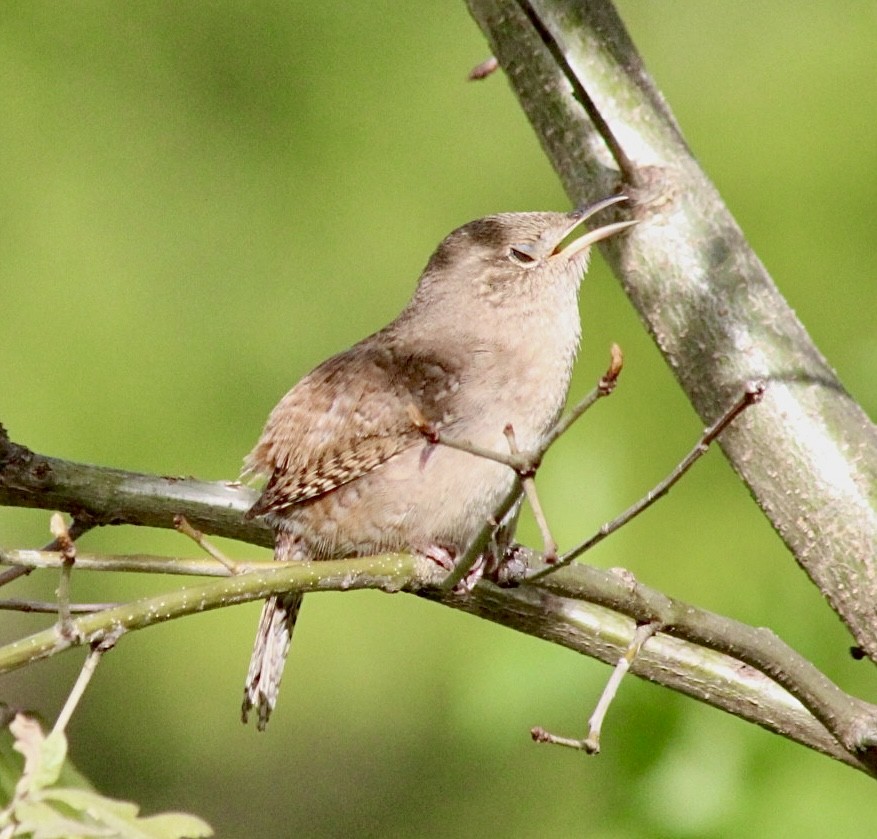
[{"xmin": 421, "ymin": 545, "xmax": 484, "ymax": 593}]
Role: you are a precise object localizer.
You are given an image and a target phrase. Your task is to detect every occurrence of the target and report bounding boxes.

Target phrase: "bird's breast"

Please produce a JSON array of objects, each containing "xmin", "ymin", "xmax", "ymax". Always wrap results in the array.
[{"xmin": 452, "ymin": 298, "xmax": 581, "ymax": 450}]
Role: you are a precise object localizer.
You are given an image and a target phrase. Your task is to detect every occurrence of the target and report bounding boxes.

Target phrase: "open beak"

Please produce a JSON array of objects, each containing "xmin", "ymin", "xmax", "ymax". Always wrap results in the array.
[{"xmin": 551, "ymin": 194, "xmax": 638, "ymax": 260}]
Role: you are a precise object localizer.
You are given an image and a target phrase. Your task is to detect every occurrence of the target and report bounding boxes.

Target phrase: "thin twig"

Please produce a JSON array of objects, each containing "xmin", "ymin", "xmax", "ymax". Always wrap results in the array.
[
  {"xmin": 413, "ymin": 345, "xmax": 623, "ymax": 474},
  {"xmin": 584, "ymin": 620, "xmax": 661, "ymax": 753},
  {"xmin": 52, "ymin": 641, "xmax": 115, "ymax": 736},
  {"xmin": 542, "ymin": 343, "xmax": 623, "ymax": 449},
  {"xmin": 530, "ymin": 726, "xmax": 587, "ymax": 750},
  {"xmin": 411, "ymin": 347, "xmax": 625, "ymax": 590},
  {"xmin": 505, "ymin": 424, "xmax": 556, "ymax": 562},
  {"xmin": 468, "ymin": 56, "xmax": 499, "ymax": 80},
  {"xmin": 0, "ymin": 518, "xmax": 94, "ymax": 589},
  {"xmin": 440, "ymin": 483, "xmax": 521, "ymax": 591},
  {"xmin": 0, "ymin": 548, "xmax": 277, "ymax": 577},
  {"xmin": 407, "ymin": 404, "xmax": 530, "ymax": 471},
  {"xmin": 173, "ymin": 514, "xmax": 239, "ymax": 573},
  {"xmin": 528, "ymin": 382, "xmax": 766, "ymax": 582},
  {"xmin": 50, "ymin": 514, "xmax": 77, "ymax": 637},
  {"xmin": 0, "ymin": 566, "xmax": 27, "ymax": 588},
  {"xmin": 529, "ymin": 620, "xmax": 660, "ymax": 753},
  {"xmin": 433, "ymin": 434, "xmax": 528, "ymax": 471},
  {"xmin": 0, "ymin": 599, "xmax": 118, "ymax": 614}
]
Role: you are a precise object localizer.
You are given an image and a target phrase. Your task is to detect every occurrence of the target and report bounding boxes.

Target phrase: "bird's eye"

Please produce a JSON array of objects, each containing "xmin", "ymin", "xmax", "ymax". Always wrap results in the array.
[{"xmin": 508, "ymin": 245, "xmax": 538, "ymax": 266}]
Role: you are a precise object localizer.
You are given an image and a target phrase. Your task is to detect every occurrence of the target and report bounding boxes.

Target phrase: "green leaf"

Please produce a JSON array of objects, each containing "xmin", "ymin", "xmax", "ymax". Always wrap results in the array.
[
  {"xmin": 42, "ymin": 787, "xmax": 139, "ymax": 821},
  {"xmin": 1, "ymin": 715, "xmax": 212, "ymax": 838},
  {"xmin": 43, "ymin": 788, "xmax": 212, "ymax": 838},
  {"xmin": 9, "ymin": 715, "xmax": 66, "ymax": 793},
  {"xmin": 132, "ymin": 812, "xmax": 215, "ymax": 839},
  {"xmin": 8, "ymin": 798, "xmax": 110, "ymax": 838},
  {"xmin": 33, "ymin": 732, "xmax": 67, "ymax": 793}
]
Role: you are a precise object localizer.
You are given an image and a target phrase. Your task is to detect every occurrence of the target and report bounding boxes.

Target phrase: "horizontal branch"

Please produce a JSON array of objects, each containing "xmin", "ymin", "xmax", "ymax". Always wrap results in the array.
[
  {"xmin": 0, "ymin": 548, "xmax": 276, "ymax": 577},
  {"xmin": 4, "ymin": 431, "xmax": 877, "ymax": 773},
  {"xmin": 0, "ymin": 425, "xmax": 268, "ymax": 547},
  {"xmin": 0, "ymin": 555, "xmax": 421, "ymax": 673},
  {"xmin": 2, "ymin": 526, "xmax": 877, "ymax": 775}
]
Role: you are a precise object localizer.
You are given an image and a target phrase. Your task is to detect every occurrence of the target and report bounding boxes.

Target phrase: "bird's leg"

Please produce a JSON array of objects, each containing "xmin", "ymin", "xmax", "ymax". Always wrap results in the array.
[{"xmin": 420, "ymin": 544, "xmax": 485, "ymax": 593}]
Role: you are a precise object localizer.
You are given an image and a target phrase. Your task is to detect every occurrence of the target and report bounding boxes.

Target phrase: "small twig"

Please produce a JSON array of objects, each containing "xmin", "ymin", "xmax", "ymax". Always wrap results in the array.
[
  {"xmin": 0, "ymin": 599, "xmax": 118, "ymax": 614},
  {"xmin": 505, "ymin": 424, "xmax": 557, "ymax": 562},
  {"xmin": 412, "ymin": 347, "xmax": 625, "ymax": 590},
  {"xmin": 174, "ymin": 514, "xmax": 239, "ymax": 573},
  {"xmin": 0, "ymin": 548, "xmax": 279, "ymax": 577},
  {"xmin": 51, "ymin": 640, "xmax": 116, "ymax": 736},
  {"xmin": 408, "ymin": 408, "xmax": 529, "ymax": 590},
  {"xmin": 50, "ymin": 514, "xmax": 77, "ymax": 638},
  {"xmin": 0, "ymin": 566, "xmax": 27, "ymax": 588},
  {"xmin": 584, "ymin": 620, "xmax": 661, "ymax": 753},
  {"xmin": 409, "ymin": 403, "xmax": 530, "ymax": 590},
  {"xmin": 530, "ymin": 726, "xmax": 587, "ymax": 750},
  {"xmin": 530, "ymin": 620, "xmax": 660, "ymax": 753},
  {"xmin": 528, "ymin": 382, "xmax": 766, "ymax": 582},
  {"xmin": 0, "ymin": 518, "xmax": 94, "ymax": 589},
  {"xmin": 440, "ymin": 483, "xmax": 521, "ymax": 592},
  {"xmin": 411, "ymin": 345, "xmax": 623, "ymax": 472},
  {"xmin": 468, "ymin": 55, "xmax": 499, "ymax": 80},
  {"xmin": 407, "ymin": 404, "xmax": 530, "ymax": 472},
  {"xmin": 47, "ymin": 518, "xmax": 94, "ymax": 550},
  {"xmin": 542, "ymin": 343, "xmax": 623, "ymax": 449}
]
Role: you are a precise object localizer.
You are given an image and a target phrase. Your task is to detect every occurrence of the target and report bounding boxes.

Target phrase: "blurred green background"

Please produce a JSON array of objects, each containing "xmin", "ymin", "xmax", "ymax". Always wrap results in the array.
[{"xmin": 1, "ymin": 1, "xmax": 875, "ymax": 836}]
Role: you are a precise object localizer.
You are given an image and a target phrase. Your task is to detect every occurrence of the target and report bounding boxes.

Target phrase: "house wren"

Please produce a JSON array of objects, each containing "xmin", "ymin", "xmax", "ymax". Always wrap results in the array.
[{"xmin": 242, "ymin": 195, "xmax": 636, "ymax": 729}]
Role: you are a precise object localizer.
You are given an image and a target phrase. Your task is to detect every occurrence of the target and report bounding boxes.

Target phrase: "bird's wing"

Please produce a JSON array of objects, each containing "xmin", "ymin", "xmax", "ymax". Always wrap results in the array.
[{"xmin": 244, "ymin": 338, "xmax": 461, "ymax": 518}]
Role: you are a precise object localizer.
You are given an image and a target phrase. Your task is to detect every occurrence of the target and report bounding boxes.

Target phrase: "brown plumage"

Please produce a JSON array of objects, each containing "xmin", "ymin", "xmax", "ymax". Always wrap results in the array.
[{"xmin": 242, "ymin": 197, "xmax": 636, "ymax": 729}]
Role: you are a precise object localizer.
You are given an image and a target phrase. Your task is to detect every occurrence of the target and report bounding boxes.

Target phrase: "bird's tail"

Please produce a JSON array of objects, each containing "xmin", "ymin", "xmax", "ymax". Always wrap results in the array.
[{"xmin": 242, "ymin": 591, "xmax": 303, "ymax": 730}]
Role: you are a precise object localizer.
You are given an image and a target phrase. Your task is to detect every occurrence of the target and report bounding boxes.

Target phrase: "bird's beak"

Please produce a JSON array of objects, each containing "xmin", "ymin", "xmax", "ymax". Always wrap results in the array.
[{"xmin": 551, "ymin": 194, "xmax": 637, "ymax": 260}]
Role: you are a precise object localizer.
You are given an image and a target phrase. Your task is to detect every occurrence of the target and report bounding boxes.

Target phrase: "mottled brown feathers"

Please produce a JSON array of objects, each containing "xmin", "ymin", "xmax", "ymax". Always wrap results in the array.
[
  {"xmin": 241, "ymin": 200, "xmax": 635, "ymax": 727},
  {"xmin": 245, "ymin": 337, "xmax": 462, "ymax": 518}
]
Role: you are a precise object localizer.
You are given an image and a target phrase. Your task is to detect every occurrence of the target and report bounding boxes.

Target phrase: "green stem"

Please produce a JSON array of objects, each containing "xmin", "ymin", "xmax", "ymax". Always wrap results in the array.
[{"xmin": 0, "ymin": 554, "xmax": 418, "ymax": 676}]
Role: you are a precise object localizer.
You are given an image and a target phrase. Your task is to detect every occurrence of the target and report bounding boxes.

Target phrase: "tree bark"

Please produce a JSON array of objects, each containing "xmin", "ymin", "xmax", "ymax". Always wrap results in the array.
[
  {"xmin": 465, "ymin": 0, "xmax": 877, "ymax": 655},
  {"xmin": 3, "ymin": 427, "xmax": 877, "ymax": 775}
]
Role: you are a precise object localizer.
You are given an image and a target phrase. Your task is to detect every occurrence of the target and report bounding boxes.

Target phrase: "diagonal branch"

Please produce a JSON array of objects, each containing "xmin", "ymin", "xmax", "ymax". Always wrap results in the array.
[
  {"xmin": 519, "ymin": 557, "xmax": 877, "ymax": 761},
  {"xmin": 528, "ymin": 381, "xmax": 765, "ymax": 582},
  {"xmin": 464, "ymin": 0, "xmax": 877, "ymax": 660}
]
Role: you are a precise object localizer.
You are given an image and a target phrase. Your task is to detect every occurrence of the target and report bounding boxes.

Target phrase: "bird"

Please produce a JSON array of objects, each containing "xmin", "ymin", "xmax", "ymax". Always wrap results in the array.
[{"xmin": 241, "ymin": 194, "xmax": 636, "ymax": 729}]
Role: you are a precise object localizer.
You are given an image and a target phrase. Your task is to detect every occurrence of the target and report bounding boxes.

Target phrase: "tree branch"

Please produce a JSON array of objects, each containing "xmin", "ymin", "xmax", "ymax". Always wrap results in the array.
[
  {"xmin": 464, "ymin": 0, "xmax": 877, "ymax": 659},
  {"xmin": 0, "ymin": 554, "xmax": 422, "ymax": 674},
  {"xmin": 2, "ymin": 434, "xmax": 877, "ymax": 774},
  {"xmin": 3, "ymin": 0, "xmax": 876, "ymax": 780},
  {"xmin": 0, "ymin": 423, "xmax": 268, "ymax": 546},
  {"xmin": 427, "ymin": 568, "xmax": 877, "ymax": 775}
]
